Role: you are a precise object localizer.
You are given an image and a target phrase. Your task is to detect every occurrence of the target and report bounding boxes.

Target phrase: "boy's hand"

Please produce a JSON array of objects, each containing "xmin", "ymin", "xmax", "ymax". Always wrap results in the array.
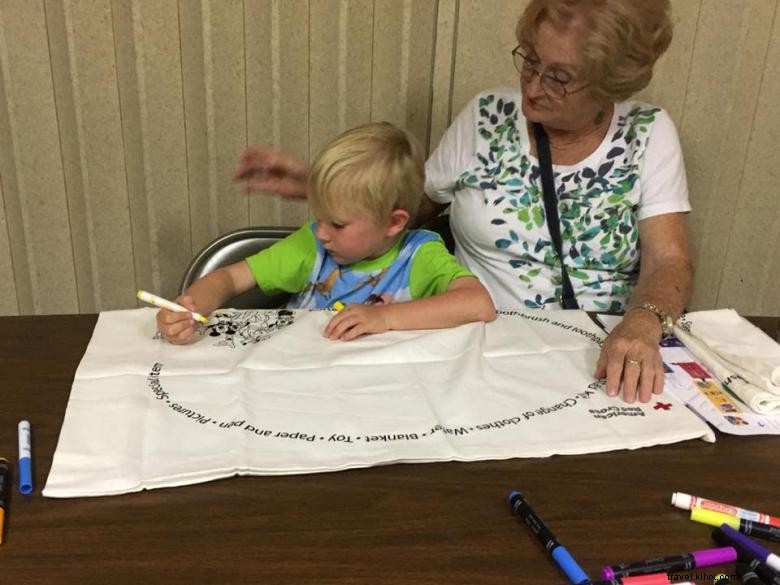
[
  {"xmin": 155, "ymin": 295, "xmax": 202, "ymax": 345},
  {"xmin": 324, "ymin": 304, "xmax": 391, "ymax": 341}
]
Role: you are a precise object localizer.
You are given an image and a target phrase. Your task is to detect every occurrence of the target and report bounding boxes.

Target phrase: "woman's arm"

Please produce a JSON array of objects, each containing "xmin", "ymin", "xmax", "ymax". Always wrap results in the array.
[
  {"xmin": 594, "ymin": 212, "xmax": 693, "ymax": 402},
  {"xmin": 234, "ymin": 146, "xmax": 309, "ymax": 198},
  {"xmin": 323, "ymin": 276, "xmax": 496, "ymax": 341}
]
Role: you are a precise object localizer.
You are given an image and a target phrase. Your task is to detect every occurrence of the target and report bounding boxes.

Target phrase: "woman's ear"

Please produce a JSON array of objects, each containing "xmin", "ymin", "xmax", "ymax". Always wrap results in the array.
[{"xmin": 384, "ymin": 209, "xmax": 410, "ymax": 237}]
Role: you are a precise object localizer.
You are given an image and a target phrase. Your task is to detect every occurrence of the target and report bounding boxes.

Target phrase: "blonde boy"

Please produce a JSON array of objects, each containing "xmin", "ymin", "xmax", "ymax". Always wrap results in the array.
[{"xmin": 157, "ymin": 122, "xmax": 495, "ymax": 343}]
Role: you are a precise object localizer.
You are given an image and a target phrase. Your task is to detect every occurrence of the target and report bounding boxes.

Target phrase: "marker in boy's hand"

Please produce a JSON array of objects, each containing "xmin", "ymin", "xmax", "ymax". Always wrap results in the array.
[{"xmin": 156, "ymin": 295, "xmax": 204, "ymax": 345}]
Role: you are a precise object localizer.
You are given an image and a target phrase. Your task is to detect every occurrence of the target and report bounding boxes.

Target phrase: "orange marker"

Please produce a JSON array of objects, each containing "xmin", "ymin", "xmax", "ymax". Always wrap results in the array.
[{"xmin": 0, "ymin": 458, "xmax": 9, "ymax": 545}]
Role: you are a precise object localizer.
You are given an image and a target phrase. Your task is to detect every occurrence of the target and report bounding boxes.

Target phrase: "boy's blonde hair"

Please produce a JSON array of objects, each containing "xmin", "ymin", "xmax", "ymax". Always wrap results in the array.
[{"xmin": 307, "ymin": 122, "xmax": 425, "ymax": 225}]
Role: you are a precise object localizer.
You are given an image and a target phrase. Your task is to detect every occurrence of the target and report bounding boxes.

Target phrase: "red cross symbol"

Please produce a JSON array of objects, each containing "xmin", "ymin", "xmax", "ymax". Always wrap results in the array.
[{"xmin": 654, "ymin": 402, "xmax": 672, "ymax": 411}]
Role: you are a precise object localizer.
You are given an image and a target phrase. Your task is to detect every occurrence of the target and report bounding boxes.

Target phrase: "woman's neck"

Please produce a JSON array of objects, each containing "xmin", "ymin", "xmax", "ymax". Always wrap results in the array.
[{"xmin": 543, "ymin": 103, "xmax": 614, "ymax": 149}]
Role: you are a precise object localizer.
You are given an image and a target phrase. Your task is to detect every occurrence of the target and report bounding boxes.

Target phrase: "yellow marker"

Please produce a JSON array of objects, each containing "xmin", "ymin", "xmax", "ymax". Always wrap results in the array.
[
  {"xmin": 136, "ymin": 290, "xmax": 209, "ymax": 324},
  {"xmin": 690, "ymin": 507, "xmax": 741, "ymax": 530},
  {"xmin": 332, "ymin": 301, "xmax": 345, "ymax": 312}
]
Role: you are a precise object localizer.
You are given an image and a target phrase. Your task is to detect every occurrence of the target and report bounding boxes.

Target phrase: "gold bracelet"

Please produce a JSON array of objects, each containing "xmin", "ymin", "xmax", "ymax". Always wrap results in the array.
[{"xmin": 630, "ymin": 303, "xmax": 674, "ymax": 337}]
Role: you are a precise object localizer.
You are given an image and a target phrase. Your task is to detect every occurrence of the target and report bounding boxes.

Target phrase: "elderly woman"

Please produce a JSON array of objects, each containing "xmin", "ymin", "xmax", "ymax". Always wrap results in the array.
[{"xmin": 234, "ymin": 0, "xmax": 692, "ymax": 405}]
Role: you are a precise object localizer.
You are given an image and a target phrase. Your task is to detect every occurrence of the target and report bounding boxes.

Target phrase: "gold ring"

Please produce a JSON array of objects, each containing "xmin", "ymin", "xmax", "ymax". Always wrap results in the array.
[{"xmin": 626, "ymin": 358, "xmax": 642, "ymax": 366}]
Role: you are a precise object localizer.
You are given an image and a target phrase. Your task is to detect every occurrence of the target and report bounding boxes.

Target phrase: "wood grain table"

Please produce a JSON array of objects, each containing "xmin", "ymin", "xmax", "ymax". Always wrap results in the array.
[{"xmin": 0, "ymin": 314, "xmax": 777, "ymax": 585}]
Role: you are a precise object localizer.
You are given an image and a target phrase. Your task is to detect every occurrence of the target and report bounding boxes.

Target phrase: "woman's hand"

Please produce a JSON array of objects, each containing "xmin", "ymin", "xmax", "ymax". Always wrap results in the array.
[
  {"xmin": 234, "ymin": 146, "xmax": 308, "ymax": 199},
  {"xmin": 156, "ymin": 295, "xmax": 202, "ymax": 345},
  {"xmin": 324, "ymin": 304, "xmax": 391, "ymax": 341},
  {"xmin": 593, "ymin": 309, "xmax": 665, "ymax": 403}
]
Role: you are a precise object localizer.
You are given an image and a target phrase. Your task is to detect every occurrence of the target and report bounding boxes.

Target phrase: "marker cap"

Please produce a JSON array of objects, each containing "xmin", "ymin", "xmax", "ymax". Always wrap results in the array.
[
  {"xmin": 671, "ymin": 492, "xmax": 691, "ymax": 510},
  {"xmin": 551, "ymin": 546, "xmax": 590, "ymax": 585},
  {"xmin": 719, "ymin": 525, "xmax": 775, "ymax": 567},
  {"xmin": 691, "ymin": 507, "xmax": 740, "ymax": 529},
  {"xmin": 692, "ymin": 546, "xmax": 737, "ymax": 566},
  {"xmin": 18, "ymin": 457, "xmax": 32, "ymax": 494}
]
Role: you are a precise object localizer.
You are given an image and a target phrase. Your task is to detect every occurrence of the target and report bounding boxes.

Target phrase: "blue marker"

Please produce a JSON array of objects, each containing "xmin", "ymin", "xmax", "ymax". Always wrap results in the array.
[
  {"xmin": 18, "ymin": 420, "xmax": 33, "ymax": 494},
  {"xmin": 508, "ymin": 491, "xmax": 591, "ymax": 585}
]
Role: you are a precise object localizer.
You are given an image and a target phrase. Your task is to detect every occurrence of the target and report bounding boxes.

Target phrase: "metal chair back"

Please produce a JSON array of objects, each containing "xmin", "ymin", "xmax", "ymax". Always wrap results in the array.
[{"xmin": 179, "ymin": 227, "xmax": 296, "ymax": 309}]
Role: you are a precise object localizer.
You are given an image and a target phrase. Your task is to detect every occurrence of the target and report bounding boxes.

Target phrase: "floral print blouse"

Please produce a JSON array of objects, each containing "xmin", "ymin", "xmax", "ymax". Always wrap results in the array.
[{"xmin": 425, "ymin": 86, "xmax": 690, "ymax": 312}]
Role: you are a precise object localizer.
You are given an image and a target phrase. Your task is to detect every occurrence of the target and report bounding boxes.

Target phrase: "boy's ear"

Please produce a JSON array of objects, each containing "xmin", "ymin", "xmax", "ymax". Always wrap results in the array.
[{"xmin": 384, "ymin": 209, "xmax": 410, "ymax": 237}]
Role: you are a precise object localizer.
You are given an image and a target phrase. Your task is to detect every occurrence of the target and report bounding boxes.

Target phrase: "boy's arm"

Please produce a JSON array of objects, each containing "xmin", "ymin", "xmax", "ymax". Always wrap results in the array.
[
  {"xmin": 156, "ymin": 261, "xmax": 256, "ymax": 344},
  {"xmin": 324, "ymin": 276, "xmax": 496, "ymax": 341},
  {"xmin": 181, "ymin": 260, "xmax": 257, "ymax": 315},
  {"xmin": 385, "ymin": 276, "xmax": 496, "ymax": 329},
  {"xmin": 158, "ymin": 224, "xmax": 315, "ymax": 345}
]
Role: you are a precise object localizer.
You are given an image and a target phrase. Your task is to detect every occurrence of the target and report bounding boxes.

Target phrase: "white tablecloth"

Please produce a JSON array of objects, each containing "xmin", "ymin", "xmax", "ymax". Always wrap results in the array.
[{"xmin": 44, "ymin": 308, "xmax": 714, "ymax": 497}]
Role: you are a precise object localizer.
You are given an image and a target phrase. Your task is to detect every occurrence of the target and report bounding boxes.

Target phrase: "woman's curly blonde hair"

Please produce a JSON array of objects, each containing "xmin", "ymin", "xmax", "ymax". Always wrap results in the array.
[{"xmin": 516, "ymin": 0, "xmax": 672, "ymax": 102}]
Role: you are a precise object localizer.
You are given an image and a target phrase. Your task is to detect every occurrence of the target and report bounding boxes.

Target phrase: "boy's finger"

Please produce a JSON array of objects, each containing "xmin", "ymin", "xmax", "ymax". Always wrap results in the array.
[
  {"xmin": 328, "ymin": 315, "xmax": 359, "ymax": 340},
  {"xmin": 159, "ymin": 309, "xmax": 192, "ymax": 326},
  {"xmin": 177, "ymin": 295, "xmax": 198, "ymax": 312},
  {"xmin": 324, "ymin": 313, "xmax": 343, "ymax": 337},
  {"xmin": 163, "ymin": 317, "xmax": 196, "ymax": 338},
  {"xmin": 174, "ymin": 327, "xmax": 197, "ymax": 344},
  {"xmin": 339, "ymin": 323, "xmax": 365, "ymax": 342},
  {"xmin": 167, "ymin": 322, "xmax": 198, "ymax": 344}
]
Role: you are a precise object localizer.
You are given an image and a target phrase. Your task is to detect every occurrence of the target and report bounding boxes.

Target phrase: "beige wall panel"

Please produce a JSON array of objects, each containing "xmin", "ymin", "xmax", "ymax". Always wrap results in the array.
[
  {"xmin": 202, "ymin": 0, "xmax": 247, "ymax": 238},
  {"xmin": 636, "ymin": 0, "xmax": 701, "ymax": 124},
  {"xmin": 0, "ymin": 13, "xmax": 24, "ymax": 315},
  {"xmin": 182, "ymin": 0, "xmax": 248, "ymax": 251},
  {"xmin": 112, "ymin": 0, "xmax": 151, "ymax": 298},
  {"xmin": 245, "ymin": 0, "xmax": 309, "ymax": 227},
  {"xmin": 449, "ymin": 0, "xmax": 524, "ymax": 123},
  {"xmin": 428, "ymin": 0, "xmax": 457, "ymax": 151},
  {"xmin": 244, "ymin": 0, "xmax": 280, "ymax": 226},
  {"xmin": 309, "ymin": 0, "xmax": 373, "ymax": 158},
  {"xmin": 0, "ymin": 178, "xmax": 19, "ymax": 315},
  {"xmin": 179, "ymin": 1, "xmax": 210, "ymax": 251},
  {"xmin": 717, "ymin": 4, "xmax": 780, "ymax": 316},
  {"xmin": 678, "ymin": 0, "xmax": 774, "ymax": 311},
  {"xmin": 370, "ymin": 0, "xmax": 436, "ymax": 148},
  {"xmin": 44, "ymin": 0, "xmax": 89, "ymax": 311},
  {"xmin": 47, "ymin": 0, "xmax": 136, "ymax": 312},
  {"xmin": 0, "ymin": 3, "xmax": 78, "ymax": 314},
  {"xmin": 114, "ymin": 0, "xmax": 191, "ymax": 301}
]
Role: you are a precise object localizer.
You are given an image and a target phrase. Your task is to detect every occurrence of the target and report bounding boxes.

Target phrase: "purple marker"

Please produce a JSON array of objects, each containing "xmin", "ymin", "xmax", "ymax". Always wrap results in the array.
[
  {"xmin": 713, "ymin": 528, "xmax": 780, "ymax": 585},
  {"xmin": 720, "ymin": 524, "xmax": 780, "ymax": 573},
  {"xmin": 601, "ymin": 546, "xmax": 737, "ymax": 579}
]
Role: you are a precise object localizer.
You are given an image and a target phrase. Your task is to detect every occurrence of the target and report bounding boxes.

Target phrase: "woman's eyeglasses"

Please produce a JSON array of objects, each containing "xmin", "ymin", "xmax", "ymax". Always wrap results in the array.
[{"xmin": 512, "ymin": 46, "xmax": 589, "ymax": 99}]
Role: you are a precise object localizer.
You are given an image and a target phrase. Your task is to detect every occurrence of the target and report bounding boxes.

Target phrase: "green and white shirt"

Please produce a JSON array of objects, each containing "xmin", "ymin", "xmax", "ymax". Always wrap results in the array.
[
  {"xmin": 425, "ymin": 86, "xmax": 690, "ymax": 312},
  {"xmin": 245, "ymin": 223, "xmax": 473, "ymax": 309}
]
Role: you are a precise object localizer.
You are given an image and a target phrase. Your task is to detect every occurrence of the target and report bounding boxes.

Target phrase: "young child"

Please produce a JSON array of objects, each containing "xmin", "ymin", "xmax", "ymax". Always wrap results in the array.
[{"xmin": 157, "ymin": 122, "xmax": 496, "ymax": 344}]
